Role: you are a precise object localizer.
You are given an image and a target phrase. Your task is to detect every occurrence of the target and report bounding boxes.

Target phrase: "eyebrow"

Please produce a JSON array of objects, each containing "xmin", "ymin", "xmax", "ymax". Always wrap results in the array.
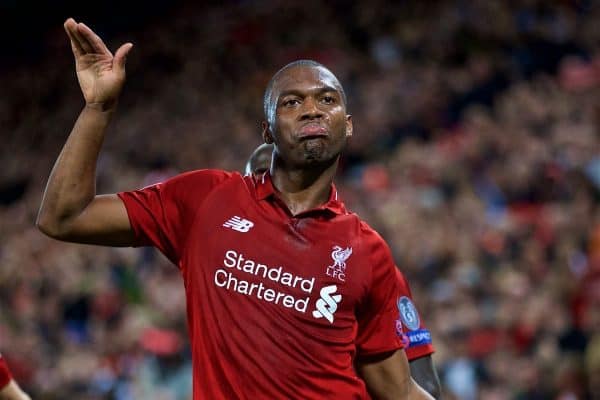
[{"xmin": 277, "ymin": 86, "xmax": 340, "ymax": 101}]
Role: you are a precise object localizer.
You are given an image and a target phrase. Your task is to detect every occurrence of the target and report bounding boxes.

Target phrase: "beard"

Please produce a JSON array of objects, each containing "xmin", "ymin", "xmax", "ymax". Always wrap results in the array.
[
  {"xmin": 302, "ymin": 138, "xmax": 328, "ymax": 161},
  {"xmin": 298, "ymin": 136, "xmax": 347, "ymax": 167}
]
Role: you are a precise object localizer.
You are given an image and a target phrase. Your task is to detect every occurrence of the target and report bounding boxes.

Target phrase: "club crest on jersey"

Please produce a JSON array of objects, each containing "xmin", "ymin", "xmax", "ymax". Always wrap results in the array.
[{"xmin": 326, "ymin": 246, "xmax": 352, "ymax": 282}]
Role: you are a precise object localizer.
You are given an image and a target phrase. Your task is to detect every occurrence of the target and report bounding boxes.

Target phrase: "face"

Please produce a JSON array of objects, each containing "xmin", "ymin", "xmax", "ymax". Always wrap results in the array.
[{"xmin": 262, "ymin": 66, "xmax": 352, "ymax": 169}]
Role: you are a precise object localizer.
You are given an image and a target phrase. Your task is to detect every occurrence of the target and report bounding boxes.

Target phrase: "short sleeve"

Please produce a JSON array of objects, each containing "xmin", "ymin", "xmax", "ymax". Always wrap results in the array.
[
  {"xmin": 395, "ymin": 270, "xmax": 435, "ymax": 361},
  {"xmin": 0, "ymin": 356, "xmax": 12, "ymax": 389},
  {"xmin": 355, "ymin": 229, "xmax": 404, "ymax": 357},
  {"xmin": 118, "ymin": 169, "xmax": 233, "ymax": 265}
]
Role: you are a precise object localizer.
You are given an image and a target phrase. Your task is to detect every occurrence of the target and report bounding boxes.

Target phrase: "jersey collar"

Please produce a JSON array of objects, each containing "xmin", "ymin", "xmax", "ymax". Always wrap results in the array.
[{"xmin": 253, "ymin": 172, "xmax": 346, "ymax": 216}]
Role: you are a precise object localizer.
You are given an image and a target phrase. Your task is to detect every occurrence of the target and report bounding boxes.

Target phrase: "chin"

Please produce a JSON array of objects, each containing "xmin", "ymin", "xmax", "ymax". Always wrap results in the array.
[
  {"xmin": 302, "ymin": 145, "xmax": 325, "ymax": 160},
  {"xmin": 301, "ymin": 151, "xmax": 338, "ymax": 168}
]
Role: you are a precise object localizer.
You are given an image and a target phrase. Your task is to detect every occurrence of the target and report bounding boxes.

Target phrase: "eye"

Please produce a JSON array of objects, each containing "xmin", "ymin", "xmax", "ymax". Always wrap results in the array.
[
  {"xmin": 321, "ymin": 95, "xmax": 336, "ymax": 104},
  {"xmin": 282, "ymin": 99, "xmax": 300, "ymax": 107}
]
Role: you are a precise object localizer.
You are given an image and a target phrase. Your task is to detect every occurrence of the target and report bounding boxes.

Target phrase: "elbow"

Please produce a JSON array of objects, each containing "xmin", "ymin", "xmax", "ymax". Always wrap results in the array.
[
  {"xmin": 36, "ymin": 214, "xmax": 57, "ymax": 238},
  {"xmin": 36, "ymin": 211, "xmax": 67, "ymax": 240}
]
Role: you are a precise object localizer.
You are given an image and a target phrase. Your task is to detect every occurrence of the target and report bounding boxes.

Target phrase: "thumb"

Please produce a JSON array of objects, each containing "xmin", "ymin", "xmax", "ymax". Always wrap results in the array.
[{"xmin": 113, "ymin": 43, "xmax": 133, "ymax": 74}]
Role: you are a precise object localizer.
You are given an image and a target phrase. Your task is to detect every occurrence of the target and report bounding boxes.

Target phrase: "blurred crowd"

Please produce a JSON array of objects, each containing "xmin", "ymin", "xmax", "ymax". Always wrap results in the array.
[{"xmin": 1, "ymin": 0, "xmax": 600, "ymax": 399}]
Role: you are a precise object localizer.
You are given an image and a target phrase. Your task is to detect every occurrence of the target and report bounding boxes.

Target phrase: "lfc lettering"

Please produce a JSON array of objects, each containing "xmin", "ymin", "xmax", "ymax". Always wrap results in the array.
[{"xmin": 326, "ymin": 266, "xmax": 345, "ymax": 281}]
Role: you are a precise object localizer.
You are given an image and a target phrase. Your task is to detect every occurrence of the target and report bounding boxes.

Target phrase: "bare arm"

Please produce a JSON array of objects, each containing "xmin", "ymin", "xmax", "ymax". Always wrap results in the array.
[
  {"xmin": 357, "ymin": 350, "xmax": 434, "ymax": 400},
  {"xmin": 409, "ymin": 356, "xmax": 442, "ymax": 399},
  {"xmin": 37, "ymin": 19, "xmax": 134, "ymax": 246},
  {"xmin": 0, "ymin": 380, "xmax": 31, "ymax": 400}
]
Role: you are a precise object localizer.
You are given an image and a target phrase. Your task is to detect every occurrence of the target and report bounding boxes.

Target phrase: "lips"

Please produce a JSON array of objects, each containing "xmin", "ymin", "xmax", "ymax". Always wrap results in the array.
[{"xmin": 298, "ymin": 123, "xmax": 328, "ymax": 139}]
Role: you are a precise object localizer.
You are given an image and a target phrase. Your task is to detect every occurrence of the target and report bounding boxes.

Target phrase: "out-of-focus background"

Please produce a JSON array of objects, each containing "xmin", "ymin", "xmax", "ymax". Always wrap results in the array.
[{"xmin": 1, "ymin": 0, "xmax": 599, "ymax": 399}]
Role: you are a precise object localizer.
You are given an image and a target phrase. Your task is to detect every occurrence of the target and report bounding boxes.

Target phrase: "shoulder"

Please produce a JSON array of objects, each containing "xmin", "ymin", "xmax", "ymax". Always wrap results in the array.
[
  {"xmin": 151, "ymin": 169, "xmax": 243, "ymax": 196},
  {"xmin": 330, "ymin": 211, "xmax": 383, "ymax": 240},
  {"xmin": 356, "ymin": 219, "xmax": 390, "ymax": 254},
  {"xmin": 349, "ymin": 218, "xmax": 397, "ymax": 276},
  {"xmin": 121, "ymin": 170, "xmax": 246, "ymax": 212},
  {"xmin": 160, "ymin": 169, "xmax": 239, "ymax": 186},
  {"xmin": 331, "ymin": 213, "xmax": 393, "ymax": 263}
]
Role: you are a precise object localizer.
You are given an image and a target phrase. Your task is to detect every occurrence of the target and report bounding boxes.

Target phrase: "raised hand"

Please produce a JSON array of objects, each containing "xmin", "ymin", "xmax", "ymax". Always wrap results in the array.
[{"xmin": 64, "ymin": 18, "xmax": 133, "ymax": 108}]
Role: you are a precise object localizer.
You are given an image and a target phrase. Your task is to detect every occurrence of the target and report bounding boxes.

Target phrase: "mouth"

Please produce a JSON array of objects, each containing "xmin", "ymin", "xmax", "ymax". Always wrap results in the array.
[{"xmin": 298, "ymin": 123, "xmax": 328, "ymax": 140}]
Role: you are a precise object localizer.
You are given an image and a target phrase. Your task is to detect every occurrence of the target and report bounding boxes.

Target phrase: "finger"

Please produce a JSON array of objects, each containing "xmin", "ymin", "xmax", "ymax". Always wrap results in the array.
[
  {"xmin": 63, "ymin": 19, "xmax": 83, "ymax": 57},
  {"xmin": 78, "ymin": 22, "xmax": 111, "ymax": 56},
  {"xmin": 113, "ymin": 43, "xmax": 133, "ymax": 74},
  {"xmin": 68, "ymin": 22, "xmax": 93, "ymax": 54}
]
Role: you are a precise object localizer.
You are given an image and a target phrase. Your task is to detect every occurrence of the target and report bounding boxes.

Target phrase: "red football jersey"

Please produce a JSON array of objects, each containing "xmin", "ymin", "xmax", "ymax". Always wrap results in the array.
[
  {"xmin": 394, "ymin": 270, "xmax": 435, "ymax": 360},
  {"xmin": 119, "ymin": 170, "xmax": 404, "ymax": 399},
  {"xmin": 0, "ymin": 355, "xmax": 12, "ymax": 389}
]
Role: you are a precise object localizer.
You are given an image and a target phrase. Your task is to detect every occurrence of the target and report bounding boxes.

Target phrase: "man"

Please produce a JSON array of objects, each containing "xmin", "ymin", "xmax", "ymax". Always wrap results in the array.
[
  {"xmin": 37, "ymin": 18, "xmax": 434, "ymax": 399},
  {"xmin": 0, "ymin": 355, "xmax": 31, "ymax": 400},
  {"xmin": 246, "ymin": 144, "xmax": 442, "ymax": 398}
]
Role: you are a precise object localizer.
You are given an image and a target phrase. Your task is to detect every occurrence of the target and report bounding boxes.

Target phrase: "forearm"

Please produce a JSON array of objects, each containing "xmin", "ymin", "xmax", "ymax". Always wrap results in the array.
[
  {"xmin": 409, "ymin": 356, "xmax": 442, "ymax": 399},
  {"xmin": 367, "ymin": 376, "xmax": 434, "ymax": 400},
  {"xmin": 37, "ymin": 104, "xmax": 114, "ymax": 236},
  {"xmin": 359, "ymin": 351, "xmax": 435, "ymax": 400}
]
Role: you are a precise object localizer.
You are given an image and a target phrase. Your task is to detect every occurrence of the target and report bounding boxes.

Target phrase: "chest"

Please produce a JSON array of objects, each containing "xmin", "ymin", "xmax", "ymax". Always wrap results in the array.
[{"xmin": 182, "ymin": 189, "xmax": 371, "ymax": 325}]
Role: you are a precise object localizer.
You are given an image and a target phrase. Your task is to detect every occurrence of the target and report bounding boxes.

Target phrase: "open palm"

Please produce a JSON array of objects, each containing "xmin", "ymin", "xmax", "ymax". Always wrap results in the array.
[{"xmin": 64, "ymin": 18, "xmax": 133, "ymax": 106}]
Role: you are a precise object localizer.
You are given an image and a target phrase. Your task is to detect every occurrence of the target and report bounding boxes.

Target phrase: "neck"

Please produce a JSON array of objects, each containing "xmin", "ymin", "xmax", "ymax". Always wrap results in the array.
[{"xmin": 270, "ymin": 159, "xmax": 339, "ymax": 216}]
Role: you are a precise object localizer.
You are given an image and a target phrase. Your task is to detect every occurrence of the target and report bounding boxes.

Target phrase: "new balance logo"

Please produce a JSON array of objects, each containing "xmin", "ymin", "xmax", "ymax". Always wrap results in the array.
[
  {"xmin": 312, "ymin": 285, "xmax": 342, "ymax": 324},
  {"xmin": 223, "ymin": 216, "xmax": 254, "ymax": 233}
]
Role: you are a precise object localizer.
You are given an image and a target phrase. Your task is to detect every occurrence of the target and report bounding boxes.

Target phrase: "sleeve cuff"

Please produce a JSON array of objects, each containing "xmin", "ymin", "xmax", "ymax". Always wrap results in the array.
[{"xmin": 405, "ymin": 344, "xmax": 435, "ymax": 361}]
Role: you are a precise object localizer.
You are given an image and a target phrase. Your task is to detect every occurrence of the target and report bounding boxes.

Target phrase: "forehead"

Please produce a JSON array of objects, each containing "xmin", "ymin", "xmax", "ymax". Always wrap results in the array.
[{"xmin": 272, "ymin": 66, "xmax": 342, "ymax": 97}]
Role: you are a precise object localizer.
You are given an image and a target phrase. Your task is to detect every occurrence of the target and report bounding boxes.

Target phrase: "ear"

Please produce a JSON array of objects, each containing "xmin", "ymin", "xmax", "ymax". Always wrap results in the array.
[
  {"xmin": 345, "ymin": 114, "xmax": 353, "ymax": 138},
  {"xmin": 262, "ymin": 121, "xmax": 274, "ymax": 144}
]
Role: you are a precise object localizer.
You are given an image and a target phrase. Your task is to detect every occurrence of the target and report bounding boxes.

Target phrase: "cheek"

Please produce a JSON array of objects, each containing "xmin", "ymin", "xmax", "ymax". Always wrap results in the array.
[
  {"xmin": 272, "ymin": 121, "xmax": 296, "ymax": 146},
  {"xmin": 328, "ymin": 105, "xmax": 345, "ymax": 120},
  {"xmin": 274, "ymin": 114, "xmax": 295, "ymax": 132},
  {"xmin": 332, "ymin": 114, "xmax": 348, "ymax": 131}
]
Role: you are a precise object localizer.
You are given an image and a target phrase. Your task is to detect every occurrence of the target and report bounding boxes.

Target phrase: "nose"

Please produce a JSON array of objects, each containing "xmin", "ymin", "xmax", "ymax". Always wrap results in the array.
[{"xmin": 300, "ymin": 97, "xmax": 324, "ymax": 120}]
